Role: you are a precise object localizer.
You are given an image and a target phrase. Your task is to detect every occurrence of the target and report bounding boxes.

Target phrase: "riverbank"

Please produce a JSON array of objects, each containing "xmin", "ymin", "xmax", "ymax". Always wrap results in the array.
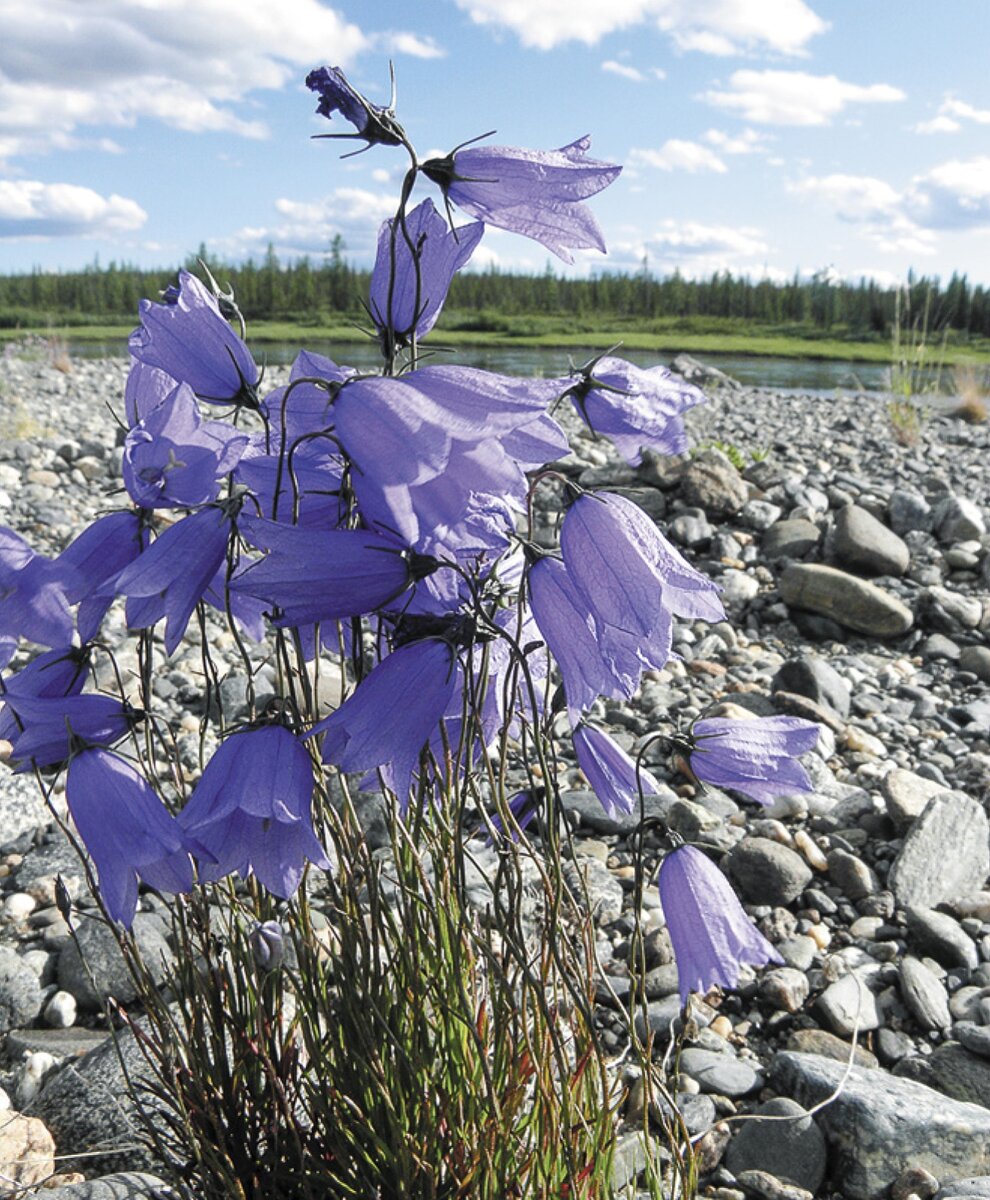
[{"xmin": 2, "ymin": 357, "xmax": 990, "ymax": 1198}]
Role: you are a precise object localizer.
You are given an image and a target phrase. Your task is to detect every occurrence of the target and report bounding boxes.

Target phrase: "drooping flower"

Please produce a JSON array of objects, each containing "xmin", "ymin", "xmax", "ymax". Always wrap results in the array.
[
  {"xmin": 0, "ymin": 645, "xmax": 91, "ymax": 745},
  {"xmin": 572, "ymin": 722, "xmax": 661, "ymax": 816},
  {"xmin": 686, "ymin": 715, "xmax": 820, "ymax": 805},
  {"xmin": 3, "ymin": 693, "xmax": 139, "ymax": 770},
  {"xmin": 129, "ymin": 271, "xmax": 259, "ymax": 406},
  {"xmin": 528, "ymin": 554, "xmax": 672, "ymax": 721},
  {"xmin": 178, "ymin": 724, "xmax": 330, "ymax": 899},
  {"xmin": 66, "ymin": 747, "xmax": 200, "ymax": 928},
  {"xmin": 369, "ymin": 199, "xmax": 483, "ymax": 349},
  {"xmin": 0, "ymin": 526, "xmax": 75, "ymax": 651},
  {"xmin": 421, "ymin": 136, "xmax": 620, "ymax": 263},
  {"xmin": 123, "ymin": 383, "xmax": 248, "ymax": 509},
  {"xmin": 55, "ymin": 510, "xmax": 148, "ymax": 642},
  {"xmin": 124, "ymin": 359, "xmax": 176, "ymax": 427},
  {"xmin": 564, "ymin": 355, "xmax": 706, "ymax": 465},
  {"xmin": 231, "ymin": 514, "xmax": 439, "ymax": 627},
  {"xmin": 114, "ymin": 504, "xmax": 234, "ymax": 654},
  {"xmin": 306, "ymin": 65, "xmax": 406, "ymax": 150},
  {"xmin": 561, "ymin": 491, "xmax": 724, "ymax": 630},
  {"xmin": 659, "ymin": 843, "xmax": 783, "ymax": 1005},
  {"xmin": 307, "ymin": 637, "xmax": 459, "ymax": 807}
]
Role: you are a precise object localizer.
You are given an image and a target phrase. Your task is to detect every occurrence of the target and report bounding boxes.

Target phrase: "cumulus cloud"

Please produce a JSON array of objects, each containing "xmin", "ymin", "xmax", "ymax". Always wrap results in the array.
[
  {"xmin": 602, "ymin": 60, "xmax": 646, "ymax": 82},
  {"xmin": 789, "ymin": 172, "xmax": 936, "ymax": 255},
  {"xmin": 453, "ymin": 0, "xmax": 825, "ymax": 54},
  {"xmin": 908, "ymin": 157, "xmax": 990, "ymax": 231},
  {"xmin": 222, "ymin": 186, "xmax": 396, "ymax": 261},
  {"xmin": 703, "ymin": 127, "xmax": 770, "ymax": 154},
  {"xmin": 0, "ymin": 0, "xmax": 436, "ymax": 160},
  {"xmin": 702, "ymin": 70, "xmax": 905, "ymax": 126},
  {"xmin": 609, "ymin": 218, "xmax": 769, "ymax": 276},
  {"xmin": 915, "ymin": 95, "xmax": 990, "ymax": 135},
  {"xmin": 629, "ymin": 140, "xmax": 727, "ymax": 173},
  {"xmin": 0, "ymin": 179, "xmax": 146, "ymax": 239}
]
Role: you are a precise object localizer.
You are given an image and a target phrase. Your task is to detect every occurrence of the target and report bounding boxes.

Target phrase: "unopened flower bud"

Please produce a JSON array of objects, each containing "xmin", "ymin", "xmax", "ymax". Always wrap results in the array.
[{"xmin": 250, "ymin": 920, "xmax": 285, "ymax": 972}]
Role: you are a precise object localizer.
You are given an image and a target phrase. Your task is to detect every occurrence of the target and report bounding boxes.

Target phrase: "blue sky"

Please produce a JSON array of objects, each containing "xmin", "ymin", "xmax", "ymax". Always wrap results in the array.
[{"xmin": 2, "ymin": 0, "xmax": 990, "ymax": 287}]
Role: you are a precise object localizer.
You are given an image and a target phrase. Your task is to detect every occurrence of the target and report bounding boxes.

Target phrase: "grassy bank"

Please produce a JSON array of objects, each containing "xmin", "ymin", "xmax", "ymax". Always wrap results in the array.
[{"xmin": 4, "ymin": 316, "xmax": 990, "ymax": 366}]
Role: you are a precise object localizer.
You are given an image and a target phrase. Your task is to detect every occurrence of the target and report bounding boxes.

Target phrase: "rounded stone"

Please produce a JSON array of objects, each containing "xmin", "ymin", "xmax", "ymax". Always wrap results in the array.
[
  {"xmin": 725, "ymin": 1096, "xmax": 827, "ymax": 1193},
  {"xmin": 727, "ymin": 837, "xmax": 814, "ymax": 906},
  {"xmin": 0, "ymin": 945, "xmax": 44, "ymax": 1034}
]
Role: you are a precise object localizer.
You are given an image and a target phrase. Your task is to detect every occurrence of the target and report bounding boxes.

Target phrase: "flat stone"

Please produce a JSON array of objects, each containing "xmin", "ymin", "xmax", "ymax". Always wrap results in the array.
[
  {"xmin": 761, "ymin": 518, "xmax": 821, "ymax": 561},
  {"xmin": 725, "ymin": 1096, "xmax": 827, "ymax": 1193},
  {"xmin": 778, "ymin": 563, "xmax": 914, "ymax": 638},
  {"xmin": 771, "ymin": 1050, "xmax": 990, "ymax": 1200},
  {"xmin": 827, "ymin": 504, "xmax": 910, "ymax": 577},
  {"xmin": 771, "ymin": 656, "xmax": 851, "ymax": 718},
  {"xmin": 33, "ymin": 1172, "xmax": 176, "ymax": 1198},
  {"xmin": 917, "ymin": 586, "xmax": 983, "ymax": 633},
  {"xmin": 816, "ymin": 971, "xmax": 882, "ymax": 1037},
  {"xmin": 827, "ymin": 848, "xmax": 879, "ymax": 901},
  {"xmin": 956, "ymin": 1022, "xmax": 990, "ymax": 1061},
  {"xmin": 727, "ymin": 837, "xmax": 813, "ymax": 906},
  {"xmin": 784, "ymin": 1027, "xmax": 878, "ymax": 1068},
  {"xmin": 906, "ymin": 907, "xmax": 980, "ymax": 971},
  {"xmin": 5, "ymin": 1026, "xmax": 110, "ymax": 1059},
  {"xmin": 887, "ymin": 792, "xmax": 990, "ymax": 909},
  {"xmin": 896, "ymin": 1042, "xmax": 990, "ymax": 1109},
  {"xmin": 959, "ymin": 646, "xmax": 990, "ymax": 683},
  {"xmin": 881, "ymin": 768, "xmax": 947, "ymax": 830},
  {"xmin": 679, "ymin": 1047, "xmax": 763, "ymax": 1097},
  {"xmin": 736, "ymin": 1170, "xmax": 814, "ymax": 1200},
  {"xmin": 899, "ymin": 956, "xmax": 951, "ymax": 1030},
  {"xmin": 937, "ymin": 1179, "xmax": 990, "ymax": 1200}
]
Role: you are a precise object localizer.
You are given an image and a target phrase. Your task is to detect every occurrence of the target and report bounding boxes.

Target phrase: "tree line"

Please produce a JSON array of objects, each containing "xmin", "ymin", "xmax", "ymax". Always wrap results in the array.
[{"xmin": 2, "ymin": 241, "xmax": 990, "ymax": 341}]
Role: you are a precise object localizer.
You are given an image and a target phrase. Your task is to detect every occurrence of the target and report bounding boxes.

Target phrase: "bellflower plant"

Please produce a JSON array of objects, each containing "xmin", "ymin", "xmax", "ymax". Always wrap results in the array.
[
  {"xmin": 659, "ymin": 843, "xmax": 783, "ymax": 1005},
  {"xmin": 0, "ymin": 60, "xmax": 827, "ymax": 1199}
]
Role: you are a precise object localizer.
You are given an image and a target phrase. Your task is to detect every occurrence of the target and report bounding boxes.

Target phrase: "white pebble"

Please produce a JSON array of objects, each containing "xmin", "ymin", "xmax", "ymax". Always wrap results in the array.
[
  {"xmin": 794, "ymin": 829, "xmax": 828, "ymax": 872},
  {"xmin": 44, "ymin": 990, "xmax": 77, "ymax": 1029},
  {"xmin": 16, "ymin": 1051, "xmax": 58, "ymax": 1107},
  {"xmin": 3, "ymin": 891, "xmax": 37, "ymax": 920}
]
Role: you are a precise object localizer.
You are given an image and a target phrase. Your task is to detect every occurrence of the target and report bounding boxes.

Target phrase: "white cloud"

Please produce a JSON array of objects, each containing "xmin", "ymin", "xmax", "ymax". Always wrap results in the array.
[
  {"xmin": 702, "ymin": 70, "xmax": 905, "ymax": 126},
  {"xmin": 789, "ymin": 172, "xmax": 937, "ymax": 255},
  {"xmin": 703, "ymin": 127, "xmax": 769, "ymax": 154},
  {"xmin": 629, "ymin": 140, "xmax": 727, "ymax": 173},
  {"xmin": 602, "ymin": 60, "xmax": 645, "ymax": 83},
  {"xmin": 914, "ymin": 95, "xmax": 990, "ymax": 135},
  {"xmin": 0, "ymin": 1, "xmax": 435, "ymax": 161},
  {"xmin": 453, "ymin": 0, "xmax": 825, "ymax": 54},
  {"xmin": 0, "ymin": 179, "xmax": 146, "ymax": 238},
  {"xmin": 908, "ymin": 157, "xmax": 990, "ymax": 231},
  {"xmin": 609, "ymin": 218, "xmax": 769, "ymax": 276},
  {"xmin": 224, "ymin": 186, "xmax": 395, "ymax": 260}
]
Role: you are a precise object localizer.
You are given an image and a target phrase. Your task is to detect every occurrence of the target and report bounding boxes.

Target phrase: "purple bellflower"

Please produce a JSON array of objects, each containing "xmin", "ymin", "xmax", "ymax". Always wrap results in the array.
[
  {"xmin": 306, "ymin": 65, "xmax": 406, "ymax": 151},
  {"xmin": 178, "ymin": 725, "xmax": 330, "ymax": 899},
  {"xmin": 687, "ymin": 715, "xmax": 820, "ymax": 805},
  {"xmin": 124, "ymin": 359, "xmax": 176, "ymax": 427},
  {"xmin": 66, "ymin": 747, "xmax": 199, "ymax": 928},
  {"xmin": 565, "ymin": 356, "xmax": 706, "ymax": 465},
  {"xmin": 572, "ymin": 722, "xmax": 661, "ymax": 816},
  {"xmin": 421, "ymin": 136, "xmax": 620, "ymax": 263},
  {"xmin": 123, "ymin": 383, "xmax": 248, "ymax": 509},
  {"xmin": 561, "ymin": 491, "xmax": 725, "ymax": 630},
  {"xmin": 0, "ymin": 645, "xmax": 91, "ymax": 745},
  {"xmin": 234, "ymin": 438, "xmax": 346, "ymax": 529},
  {"xmin": 55, "ymin": 510, "xmax": 148, "ymax": 643},
  {"xmin": 3, "ymin": 693, "xmax": 139, "ymax": 770},
  {"xmin": 114, "ymin": 504, "xmax": 234, "ymax": 655},
  {"xmin": 0, "ymin": 526, "xmax": 75, "ymax": 651},
  {"xmin": 130, "ymin": 271, "xmax": 259, "ymax": 407},
  {"xmin": 307, "ymin": 637, "xmax": 459, "ymax": 808},
  {"xmin": 528, "ymin": 554, "xmax": 671, "ymax": 721},
  {"xmin": 231, "ymin": 514, "xmax": 439, "ymax": 627},
  {"xmin": 369, "ymin": 199, "xmax": 484, "ymax": 349},
  {"xmin": 659, "ymin": 843, "xmax": 783, "ymax": 1005}
]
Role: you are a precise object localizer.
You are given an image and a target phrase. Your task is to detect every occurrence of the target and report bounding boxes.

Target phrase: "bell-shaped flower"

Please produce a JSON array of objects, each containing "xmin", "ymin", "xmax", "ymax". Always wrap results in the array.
[
  {"xmin": 124, "ymin": 359, "xmax": 176, "ymax": 427},
  {"xmin": 572, "ymin": 722, "xmax": 661, "ymax": 816},
  {"xmin": 177, "ymin": 724, "xmax": 330, "ymax": 899},
  {"xmin": 0, "ymin": 526, "xmax": 75, "ymax": 651},
  {"xmin": 306, "ymin": 65, "xmax": 406, "ymax": 150},
  {"xmin": 369, "ymin": 199, "xmax": 483, "ymax": 349},
  {"xmin": 259, "ymin": 349, "xmax": 355, "ymax": 446},
  {"xmin": 565, "ymin": 356, "xmax": 705, "ymax": 465},
  {"xmin": 561, "ymin": 491, "xmax": 724, "ymax": 631},
  {"xmin": 66, "ymin": 747, "xmax": 199, "ymax": 928},
  {"xmin": 528, "ymin": 555, "xmax": 672, "ymax": 721},
  {"xmin": 231, "ymin": 514, "xmax": 439, "ymax": 627},
  {"xmin": 55, "ymin": 510, "xmax": 148, "ymax": 643},
  {"xmin": 0, "ymin": 645, "xmax": 91, "ymax": 745},
  {"xmin": 123, "ymin": 383, "xmax": 248, "ymax": 509},
  {"xmin": 421, "ymin": 136, "xmax": 620, "ymax": 263},
  {"xmin": 308, "ymin": 637, "xmax": 459, "ymax": 808},
  {"xmin": 687, "ymin": 715, "xmax": 819, "ymax": 805},
  {"xmin": 3, "ymin": 693, "xmax": 139, "ymax": 770},
  {"xmin": 659, "ymin": 843, "xmax": 782, "ymax": 1005},
  {"xmin": 130, "ymin": 271, "xmax": 259, "ymax": 406},
  {"xmin": 114, "ymin": 504, "xmax": 234, "ymax": 655},
  {"xmin": 235, "ymin": 435, "xmax": 346, "ymax": 529}
]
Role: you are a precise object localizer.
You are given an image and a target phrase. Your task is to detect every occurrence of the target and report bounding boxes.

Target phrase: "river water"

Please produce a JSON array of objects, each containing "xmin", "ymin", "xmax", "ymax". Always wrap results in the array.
[{"xmin": 67, "ymin": 339, "xmax": 900, "ymax": 393}]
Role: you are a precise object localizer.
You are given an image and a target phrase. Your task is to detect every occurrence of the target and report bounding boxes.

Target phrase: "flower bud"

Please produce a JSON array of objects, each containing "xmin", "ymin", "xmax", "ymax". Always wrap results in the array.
[{"xmin": 250, "ymin": 920, "xmax": 285, "ymax": 972}]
